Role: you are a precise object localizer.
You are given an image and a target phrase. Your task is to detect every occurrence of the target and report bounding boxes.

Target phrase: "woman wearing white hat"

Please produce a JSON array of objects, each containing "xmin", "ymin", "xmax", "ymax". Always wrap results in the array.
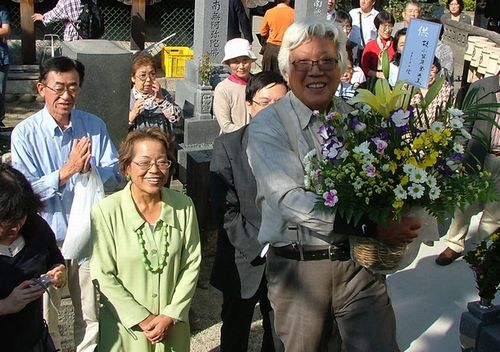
[{"xmin": 214, "ymin": 38, "xmax": 257, "ymax": 134}]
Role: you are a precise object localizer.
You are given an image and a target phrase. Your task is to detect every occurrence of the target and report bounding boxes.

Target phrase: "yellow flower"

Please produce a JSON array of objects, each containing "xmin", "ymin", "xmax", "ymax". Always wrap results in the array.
[
  {"xmin": 389, "ymin": 162, "xmax": 397, "ymax": 174},
  {"xmin": 491, "ymin": 233, "xmax": 499, "ymax": 242},
  {"xmin": 393, "ymin": 199, "xmax": 404, "ymax": 209},
  {"xmin": 401, "ymin": 175, "xmax": 409, "ymax": 185}
]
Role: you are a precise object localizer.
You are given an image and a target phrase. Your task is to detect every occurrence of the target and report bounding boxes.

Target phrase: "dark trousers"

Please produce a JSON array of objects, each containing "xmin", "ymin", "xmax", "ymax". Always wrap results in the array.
[
  {"xmin": 220, "ymin": 277, "xmax": 281, "ymax": 352},
  {"xmin": 262, "ymin": 44, "xmax": 281, "ymax": 73},
  {"xmin": 266, "ymin": 250, "xmax": 399, "ymax": 352}
]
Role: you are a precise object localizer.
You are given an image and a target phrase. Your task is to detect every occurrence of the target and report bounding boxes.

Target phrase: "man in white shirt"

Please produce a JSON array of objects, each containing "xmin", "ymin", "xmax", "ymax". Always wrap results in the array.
[
  {"xmin": 349, "ymin": 0, "xmax": 379, "ymax": 60},
  {"xmin": 326, "ymin": 0, "xmax": 336, "ymax": 21}
]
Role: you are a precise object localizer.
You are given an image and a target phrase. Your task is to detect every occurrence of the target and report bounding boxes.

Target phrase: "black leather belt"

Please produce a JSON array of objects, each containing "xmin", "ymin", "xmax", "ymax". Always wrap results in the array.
[{"xmin": 272, "ymin": 242, "xmax": 350, "ymax": 261}]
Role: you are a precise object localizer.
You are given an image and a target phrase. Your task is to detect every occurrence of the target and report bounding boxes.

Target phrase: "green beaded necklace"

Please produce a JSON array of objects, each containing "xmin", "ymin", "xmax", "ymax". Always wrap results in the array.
[{"xmin": 135, "ymin": 223, "xmax": 169, "ymax": 274}]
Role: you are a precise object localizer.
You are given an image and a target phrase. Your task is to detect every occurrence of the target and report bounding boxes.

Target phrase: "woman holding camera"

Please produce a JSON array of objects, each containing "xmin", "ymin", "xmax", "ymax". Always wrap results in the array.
[{"xmin": 0, "ymin": 164, "xmax": 66, "ymax": 351}]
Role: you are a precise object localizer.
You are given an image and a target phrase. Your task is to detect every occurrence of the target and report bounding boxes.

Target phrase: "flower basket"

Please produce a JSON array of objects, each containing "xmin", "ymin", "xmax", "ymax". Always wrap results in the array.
[{"xmin": 350, "ymin": 236, "xmax": 407, "ymax": 274}]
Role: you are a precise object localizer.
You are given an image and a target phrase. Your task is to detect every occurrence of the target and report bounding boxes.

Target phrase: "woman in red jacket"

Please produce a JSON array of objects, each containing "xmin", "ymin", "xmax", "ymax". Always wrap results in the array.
[{"xmin": 361, "ymin": 11, "xmax": 396, "ymax": 79}]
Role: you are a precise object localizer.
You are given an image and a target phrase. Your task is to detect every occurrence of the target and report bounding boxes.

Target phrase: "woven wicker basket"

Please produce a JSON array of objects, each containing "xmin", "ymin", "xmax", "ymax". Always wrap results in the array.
[{"xmin": 350, "ymin": 235, "xmax": 408, "ymax": 274}]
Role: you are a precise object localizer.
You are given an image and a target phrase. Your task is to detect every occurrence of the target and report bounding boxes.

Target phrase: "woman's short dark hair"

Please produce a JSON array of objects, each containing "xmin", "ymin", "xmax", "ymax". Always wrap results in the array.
[
  {"xmin": 433, "ymin": 56, "xmax": 442, "ymax": 72},
  {"xmin": 392, "ymin": 28, "xmax": 407, "ymax": 52},
  {"xmin": 131, "ymin": 52, "xmax": 156, "ymax": 77},
  {"xmin": 245, "ymin": 71, "xmax": 287, "ymax": 102},
  {"xmin": 0, "ymin": 164, "xmax": 43, "ymax": 223},
  {"xmin": 118, "ymin": 127, "xmax": 173, "ymax": 176},
  {"xmin": 39, "ymin": 56, "xmax": 85, "ymax": 86},
  {"xmin": 446, "ymin": 0, "xmax": 464, "ymax": 13},
  {"xmin": 374, "ymin": 11, "xmax": 396, "ymax": 29}
]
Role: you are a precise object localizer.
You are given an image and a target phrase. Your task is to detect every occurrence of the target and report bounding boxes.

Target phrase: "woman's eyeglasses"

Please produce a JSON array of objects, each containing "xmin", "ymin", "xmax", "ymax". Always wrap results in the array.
[
  {"xmin": 135, "ymin": 72, "xmax": 156, "ymax": 82},
  {"xmin": 132, "ymin": 159, "xmax": 172, "ymax": 171}
]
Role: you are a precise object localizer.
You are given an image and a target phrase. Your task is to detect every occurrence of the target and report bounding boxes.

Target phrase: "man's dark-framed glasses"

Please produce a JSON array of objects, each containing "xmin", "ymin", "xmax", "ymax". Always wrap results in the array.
[{"xmin": 291, "ymin": 58, "xmax": 339, "ymax": 72}]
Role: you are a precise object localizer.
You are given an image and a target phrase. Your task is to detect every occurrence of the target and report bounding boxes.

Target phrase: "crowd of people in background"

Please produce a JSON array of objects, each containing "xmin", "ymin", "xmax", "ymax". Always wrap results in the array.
[{"xmin": 0, "ymin": 0, "xmax": 499, "ymax": 351}]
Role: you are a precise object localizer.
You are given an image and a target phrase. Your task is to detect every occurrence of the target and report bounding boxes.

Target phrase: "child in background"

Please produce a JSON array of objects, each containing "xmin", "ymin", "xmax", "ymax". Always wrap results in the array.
[
  {"xmin": 335, "ymin": 10, "xmax": 359, "ymax": 65},
  {"xmin": 335, "ymin": 50, "xmax": 366, "ymax": 100}
]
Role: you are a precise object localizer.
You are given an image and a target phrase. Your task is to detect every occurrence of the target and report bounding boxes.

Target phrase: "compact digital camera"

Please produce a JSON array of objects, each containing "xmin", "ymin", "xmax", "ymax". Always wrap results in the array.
[{"xmin": 32, "ymin": 274, "xmax": 52, "ymax": 289}]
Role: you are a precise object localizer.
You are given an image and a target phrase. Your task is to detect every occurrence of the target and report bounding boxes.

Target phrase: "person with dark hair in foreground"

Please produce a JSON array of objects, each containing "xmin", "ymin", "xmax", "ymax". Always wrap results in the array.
[
  {"xmin": 0, "ymin": 164, "xmax": 65, "ymax": 352},
  {"xmin": 10, "ymin": 56, "xmax": 122, "ymax": 352},
  {"xmin": 211, "ymin": 71, "xmax": 287, "ymax": 352}
]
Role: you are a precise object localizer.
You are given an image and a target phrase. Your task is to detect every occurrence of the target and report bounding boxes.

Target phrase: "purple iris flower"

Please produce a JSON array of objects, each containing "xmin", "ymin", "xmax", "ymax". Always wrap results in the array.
[
  {"xmin": 349, "ymin": 116, "xmax": 366, "ymax": 133},
  {"xmin": 318, "ymin": 124, "xmax": 334, "ymax": 140},
  {"xmin": 323, "ymin": 190, "xmax": 339, "ymax": 207},
  {"xmin": 321, "ymin": 137, "xmax": 344, "ymax": 161},
  {"xmin": 450, "ymin": 152, "xmax": 465, "ymax": 161}
]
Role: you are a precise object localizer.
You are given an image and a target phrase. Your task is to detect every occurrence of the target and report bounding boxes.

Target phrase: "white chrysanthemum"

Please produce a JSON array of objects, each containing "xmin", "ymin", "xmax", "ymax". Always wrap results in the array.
[
  {"xmin": 381, "ymin": 120, "xmax": 388, "ymax": 128},
  {"xmin": 429, "ymin": 186, "xmax": 441, "ymax": 200},
  {"xmin": 453, "ymin": 143, "xmax": 465, "ymax": 153},
  {"xmin": 381, "ymin": 164, "xmax": 390, "ymax": 172},
  {"xmin": 409, "ymin": 167, "xmax": 427, "ymax": 184},
  {"xmin": 430, "ymin": 121, "xmax": 444, "ymax": 133},
  {"xmin": 408, "ymin": 183, "xmax": 425, "ymax": 199},
  {"xmin": 403, "ymin": 163, "xmax": 415, "ymax": 174},
  {"xmin": 394, "ymin": 184, "xmax": 407, "ymax": 200},
  {"xmin": 450, "ymin": 117, "xmax": 464, "ymax": 129},
  {"xmin": 447, "ymin": 108, "xmax": 464, "ymax": 117},
  {"xmin": 426, "ymin": 175, "xmax": 437, "ymax": 188},
  {"xmin": 461, "ymin": 128, "xmax": 472, "ymax": 139},
  {"xmin": 353, "ymin": 178, "xmax": 364, "ymax": 191},
  {"xmin": 353, "ymin": 141, "xmax": 370, "ymax": 155},
  {"xmin": 362, "ymin": 104, "xmax": 372, "ymax": 113}
]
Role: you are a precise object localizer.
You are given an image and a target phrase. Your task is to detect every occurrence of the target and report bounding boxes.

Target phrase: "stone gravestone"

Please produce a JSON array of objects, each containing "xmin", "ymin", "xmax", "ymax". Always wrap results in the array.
[
  {"xmin": 62, "ymin": 40, "xmax": 132, "ymax": 147},
  {"xmin": 295, "ymin": 0, "xmax": 327, "ymax": 21},
  {"xmin": 174, "ymin": 0, "xmax": 229, "ymax": 234}
]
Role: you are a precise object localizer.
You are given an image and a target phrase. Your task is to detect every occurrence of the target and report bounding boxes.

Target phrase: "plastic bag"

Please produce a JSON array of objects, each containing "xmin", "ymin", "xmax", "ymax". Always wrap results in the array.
[{"xmin": 61, "ymin": 167, "xmax": 104, "ymax": 260}]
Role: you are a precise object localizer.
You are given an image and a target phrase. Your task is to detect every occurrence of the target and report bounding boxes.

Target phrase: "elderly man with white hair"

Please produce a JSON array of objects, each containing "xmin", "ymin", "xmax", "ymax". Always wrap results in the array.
[{"xmin": 247, "ymin": 18, "xmax": 421, "ymax": 352}]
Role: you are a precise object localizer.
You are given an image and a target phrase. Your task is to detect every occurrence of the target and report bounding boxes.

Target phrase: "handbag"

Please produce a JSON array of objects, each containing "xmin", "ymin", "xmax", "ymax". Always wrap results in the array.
[
  {"xmin": 32, "ymin": 321, "xmax": 57, "ymax": 352},
  {"xmin": 62, "ymin": 167, "xmax": 105, "ymax": 260}
]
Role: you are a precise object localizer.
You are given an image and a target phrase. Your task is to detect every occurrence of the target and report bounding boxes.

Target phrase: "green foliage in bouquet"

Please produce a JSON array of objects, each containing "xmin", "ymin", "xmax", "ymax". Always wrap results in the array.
[
  {"xmin": 464, "ymin": 230, "xmax": 500, "ymax": 300},
  {"xmin": 303, "ymin": 78, "xmax": 499, "ymax": 226}
]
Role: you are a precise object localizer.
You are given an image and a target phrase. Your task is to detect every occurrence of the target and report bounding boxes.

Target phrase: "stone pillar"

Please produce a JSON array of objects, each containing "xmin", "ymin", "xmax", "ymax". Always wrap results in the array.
[
  {"xmin": 295, "ymin": 0, "xmax": 327, "ymax": 22},
  {"xmin": 62, "ymin": 40, "xmax": 132, "ymax": 147}
]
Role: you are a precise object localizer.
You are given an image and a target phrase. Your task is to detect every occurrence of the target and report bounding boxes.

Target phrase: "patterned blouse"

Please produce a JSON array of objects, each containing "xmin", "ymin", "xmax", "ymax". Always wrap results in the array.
[
  {"xmin": 128, "ymin": 87, "xmax": 182, "ymax": 135},
  {"xmin": 410, "ymin": 81, "xmax": 454, "ymax": 122}
]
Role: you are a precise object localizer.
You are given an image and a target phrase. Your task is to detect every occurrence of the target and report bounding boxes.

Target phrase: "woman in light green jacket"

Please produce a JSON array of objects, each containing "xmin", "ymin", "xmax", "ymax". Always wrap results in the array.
[{"xmin": 90, "ymin": 127, "xmax": 201, "ymax": 352}]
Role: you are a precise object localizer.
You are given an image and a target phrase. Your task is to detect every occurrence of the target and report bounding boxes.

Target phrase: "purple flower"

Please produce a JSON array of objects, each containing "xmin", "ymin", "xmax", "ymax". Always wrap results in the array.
[
  {"xmin": 377, "ymin": 129, "xmax": 390, "ymax": 140},
  {"xmin": 321, "ymin": 137, "xmax": 344, "ymax": 161},
  {"xmin": 363, "ymin": 164, "xmax": 377, "ymax": 177},
  {"xmin": 323, "ymin": 190, "xmax": 338, "ymax": 207},
  {"xmin": 450, "ymin": 152, "xmax": 465, "ymax": 161},
  {"xmin": 349, "ymin": 117, "xmax": 366, "ymax": 133},
  {"xmin": 371, "ymin": 137, "xmax": 388, "ymax": 154},
  {"xmin": 325, "ymin": 112, "xmax": 336, "ymax": 121},
  {"xmin": 390, "ymin": 107, "xmax": 413, "ymax": 132},
  {"xmin": 318, "ymin": 124, "xmax": 334, "ymax": 140},
  {"xmin": 436, "ymin": 160, "xmax": 453, "ymax": 176}
]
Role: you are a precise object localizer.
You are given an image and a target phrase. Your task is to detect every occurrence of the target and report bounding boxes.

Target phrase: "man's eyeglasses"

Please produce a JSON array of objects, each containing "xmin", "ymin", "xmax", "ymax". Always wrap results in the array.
[
  {"xmin": 43, "ymin": 84, "xmax": 80, "ymax": 96},
  {"xmin": 132, "ymin": 159, "xmax": 172, "ymax": 171},
  {"xmin": 291, "ymin": 58, "xmax": 339, "ymax": 72},
  {"xmin": 252, "ymin": 99, "xmax": 281, "ymax": 107},
  {"xmin": 135, "ymin": 72, "xmax": 156, "ymax": 82}
]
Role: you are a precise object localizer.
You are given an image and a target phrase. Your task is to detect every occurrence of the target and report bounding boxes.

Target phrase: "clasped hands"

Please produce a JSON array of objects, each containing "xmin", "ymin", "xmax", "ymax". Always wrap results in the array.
[
  {"xmin": 138, "ymin": 314, "xmax": 175, "ymax": 344},
  {"xmin": 60, "ymin": 137, "xmax": 92, "ymax": 185}
]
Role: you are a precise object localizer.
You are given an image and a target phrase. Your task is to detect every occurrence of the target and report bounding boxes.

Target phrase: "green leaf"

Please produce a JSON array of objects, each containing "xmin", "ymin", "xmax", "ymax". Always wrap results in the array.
[
  {"xmin": 423, "ymin": 75, "xmax": 445, "ymax": 107},
  {"xmin": 381, "ymin": 50, "xmax": 390, "ymax": 80}
]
